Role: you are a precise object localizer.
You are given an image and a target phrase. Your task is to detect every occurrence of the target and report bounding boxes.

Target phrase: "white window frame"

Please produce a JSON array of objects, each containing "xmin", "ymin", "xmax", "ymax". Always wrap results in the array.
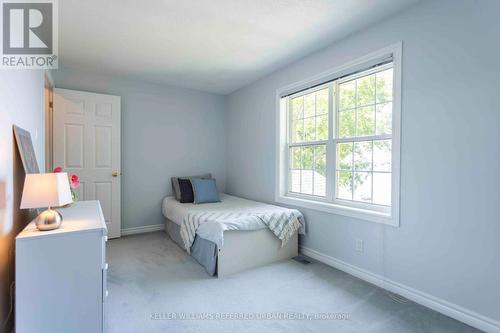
[{"xmin": 275, "ymin": 43, "xmax": 402, "ymax": 226}]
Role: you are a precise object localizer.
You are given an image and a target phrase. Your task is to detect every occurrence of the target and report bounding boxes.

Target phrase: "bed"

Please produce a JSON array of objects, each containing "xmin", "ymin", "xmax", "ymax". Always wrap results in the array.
[{"xmin": 162, "ymin": 194, "xmax": 305, "ymax": 277}]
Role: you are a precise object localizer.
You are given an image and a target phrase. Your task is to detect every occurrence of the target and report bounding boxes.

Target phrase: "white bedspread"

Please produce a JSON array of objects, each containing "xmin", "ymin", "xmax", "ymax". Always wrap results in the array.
[{"xmin": 162, "ymin": 194, "xmax": 305, "ymax": 250}]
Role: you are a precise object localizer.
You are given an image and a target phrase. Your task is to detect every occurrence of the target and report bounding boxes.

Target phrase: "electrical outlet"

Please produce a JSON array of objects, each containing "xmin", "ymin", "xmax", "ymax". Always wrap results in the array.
[{"xmin": 355, "ymin": 238, "xmax": 364, "ymax": 253}]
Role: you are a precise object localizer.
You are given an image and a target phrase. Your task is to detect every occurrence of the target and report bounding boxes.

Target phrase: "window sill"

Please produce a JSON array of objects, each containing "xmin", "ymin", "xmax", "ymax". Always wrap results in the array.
[{"xmin": 275, "ymin": 194, "xmax": 399, "ymax": 227}]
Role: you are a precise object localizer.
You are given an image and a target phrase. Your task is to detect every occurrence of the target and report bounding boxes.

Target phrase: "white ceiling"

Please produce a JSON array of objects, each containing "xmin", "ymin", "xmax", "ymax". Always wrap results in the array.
[{"xmin": 59, "ymin": 0, "xmax": 419, "ymax": 94}]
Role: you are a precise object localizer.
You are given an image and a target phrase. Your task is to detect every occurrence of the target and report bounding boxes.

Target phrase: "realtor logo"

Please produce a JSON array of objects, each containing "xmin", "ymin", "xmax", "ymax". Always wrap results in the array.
[{"xmin": 1, "ymin": 0, "xmax": 58, "ymax": 69}]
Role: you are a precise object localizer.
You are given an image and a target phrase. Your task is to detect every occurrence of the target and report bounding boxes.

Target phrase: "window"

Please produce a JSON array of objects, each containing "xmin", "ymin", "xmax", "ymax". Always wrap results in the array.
[
  {"xmin": 276, "ymin": 44, "xmax": 401, "ymax": 225},
  {"xmin": 335, "ymin": 65, "xmax": 393, "ymax": 207},
  {"xmin": 288, "ymin": 87, "xmax": 329, "ymax": 197}
]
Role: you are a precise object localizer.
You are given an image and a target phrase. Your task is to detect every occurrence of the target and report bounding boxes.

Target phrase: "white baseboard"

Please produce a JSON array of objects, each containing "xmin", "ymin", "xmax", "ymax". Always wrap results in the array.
[
  {"xmin": 121, "ymin": 224, "xmax": 165, "ymax": 236},
  {"xmin": 300, "ymin": 246, "xmax": 500, "ymax": 333}
]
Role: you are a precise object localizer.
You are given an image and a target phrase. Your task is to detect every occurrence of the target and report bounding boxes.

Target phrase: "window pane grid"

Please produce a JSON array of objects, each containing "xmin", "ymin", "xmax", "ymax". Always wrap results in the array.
[
  {"xmin": 289, "ymin": 88, "xmax": 329, "ymax": 144},
  {"xmin": 337, "ymin": 102, "xmax": 392, "ymax": 138},
  {"xmin": 286, "ymin": 63, "xmax": 393, "ymax": 210},
  {"xmin": 288, "ymin": 145, "xmax": 326, "ymax": 197},
  {"xmin": 338, "ymin": 68, "xmax": 393, "ymax": 138},
  {"xmin": 335, "ymin": 138, "xmax": 391, "ymax": 206}
]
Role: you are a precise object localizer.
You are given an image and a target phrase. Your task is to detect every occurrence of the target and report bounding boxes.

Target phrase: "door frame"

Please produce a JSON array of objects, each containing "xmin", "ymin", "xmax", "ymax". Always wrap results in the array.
[{"xmin": 44, "ymin": 70, "xmax": 54, "ymax": 172}]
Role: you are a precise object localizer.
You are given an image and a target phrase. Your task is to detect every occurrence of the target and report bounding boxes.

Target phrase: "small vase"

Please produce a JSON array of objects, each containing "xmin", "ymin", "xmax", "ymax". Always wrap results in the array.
[
  {"xmin": 62, "ymin": 189, "xmax": 79, "ymax": 208},
  {"xmin": 71, "ymin": 189, "xmax": 79, "ymax": 202}
]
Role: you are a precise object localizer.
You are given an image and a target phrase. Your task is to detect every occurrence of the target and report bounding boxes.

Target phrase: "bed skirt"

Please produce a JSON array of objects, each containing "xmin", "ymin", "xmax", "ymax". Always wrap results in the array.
[{"xmin": 165, "ymin": 219, "xmax": 218, "ymax": 276}]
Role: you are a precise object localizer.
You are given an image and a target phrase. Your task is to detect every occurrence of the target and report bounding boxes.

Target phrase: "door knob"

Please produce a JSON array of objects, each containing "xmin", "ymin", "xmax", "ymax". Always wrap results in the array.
[{"xmin": 112, "ymin": 171, "xmax": 119, "ymax": 177}]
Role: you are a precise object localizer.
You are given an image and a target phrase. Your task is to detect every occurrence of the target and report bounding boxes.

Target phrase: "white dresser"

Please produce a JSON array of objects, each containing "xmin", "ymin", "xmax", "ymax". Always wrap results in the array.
[{"xmin": 16, "ymin": 201, "xmax": 108, "ymax": 333}]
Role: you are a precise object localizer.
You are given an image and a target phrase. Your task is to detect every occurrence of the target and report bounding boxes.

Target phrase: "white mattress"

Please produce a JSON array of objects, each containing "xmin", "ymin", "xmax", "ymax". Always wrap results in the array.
[{"xmin": 162, "ymin": 196, "xmax": 192, "ymax": 226}]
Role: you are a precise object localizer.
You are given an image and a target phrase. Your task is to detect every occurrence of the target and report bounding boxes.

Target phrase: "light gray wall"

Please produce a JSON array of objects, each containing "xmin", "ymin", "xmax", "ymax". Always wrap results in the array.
[
  {"xmin": 51, "ymin": 69, "xmax": 226, "ymax": 230},
  {"xmin": 0, "ymin": 70, "xmax": 45, "ymax": 332},
  {"xmin": 225, "ymin": 0, "xmax": 500, "ymax": 323}
]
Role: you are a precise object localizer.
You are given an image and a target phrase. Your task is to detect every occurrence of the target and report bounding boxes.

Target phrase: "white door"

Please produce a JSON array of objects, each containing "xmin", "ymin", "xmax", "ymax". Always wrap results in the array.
[{"xmin": 53, "ymin": 88, "xmax": 121, "ymax": 238}]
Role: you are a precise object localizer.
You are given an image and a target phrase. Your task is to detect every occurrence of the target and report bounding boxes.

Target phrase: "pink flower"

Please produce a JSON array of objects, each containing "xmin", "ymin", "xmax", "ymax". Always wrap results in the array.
[
  {"xmin": 53, "ymin": 166, "xmax": 63, "ymax": 173},
  {"xmin": 70, "ymin": 174, "xmax": 80, "ymax": 189}
]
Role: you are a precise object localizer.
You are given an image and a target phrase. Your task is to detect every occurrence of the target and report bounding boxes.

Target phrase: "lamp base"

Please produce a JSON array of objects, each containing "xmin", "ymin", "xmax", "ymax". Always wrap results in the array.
[{"xmin": 35, "ymin": 208, "xmax": 63, "ymax": 231}]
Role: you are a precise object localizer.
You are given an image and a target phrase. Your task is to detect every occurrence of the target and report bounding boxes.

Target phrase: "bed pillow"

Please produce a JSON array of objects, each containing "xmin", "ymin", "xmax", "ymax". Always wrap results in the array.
[
  {"xmin": 191, "ymin": 178, "xmax": 220, "ymax": 204},
  {"xmin": 178, "ymin": 178, "xmax": 195, "ymax": 203},
  {"xmin": 171, "ymin": 173, "xmax": 211, "ymax": 200}
]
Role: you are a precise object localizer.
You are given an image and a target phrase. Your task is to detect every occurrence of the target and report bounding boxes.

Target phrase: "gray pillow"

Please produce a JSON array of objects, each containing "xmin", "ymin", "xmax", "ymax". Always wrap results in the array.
[{"xmin": 171, "ymin": 173, "xmax": 211, "ymax": 201}]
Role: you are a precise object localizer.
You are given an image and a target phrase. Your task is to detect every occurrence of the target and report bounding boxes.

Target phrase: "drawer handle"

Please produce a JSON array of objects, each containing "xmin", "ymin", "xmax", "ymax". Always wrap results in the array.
[{"xmin": 105, "ymin": 263, "xmax": 108, "ymax": 270}]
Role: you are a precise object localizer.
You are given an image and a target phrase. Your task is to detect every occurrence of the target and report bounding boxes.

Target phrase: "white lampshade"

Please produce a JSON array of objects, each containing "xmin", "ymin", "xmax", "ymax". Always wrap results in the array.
[{"xmin": 20, "ymin": 173, "xmax": 73, "ymax": 209}]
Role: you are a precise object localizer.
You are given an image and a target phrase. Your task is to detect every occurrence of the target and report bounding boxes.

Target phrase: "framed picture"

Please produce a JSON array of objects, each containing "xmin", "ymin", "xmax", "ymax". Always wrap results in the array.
[{"xmin": 13, "ymin": 125, "xmax": 40, "ymax": 174}]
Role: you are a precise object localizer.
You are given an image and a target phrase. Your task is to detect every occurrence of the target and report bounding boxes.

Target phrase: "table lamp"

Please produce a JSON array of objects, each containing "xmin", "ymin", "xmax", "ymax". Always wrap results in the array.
[{"xmin": 20, "ymin": 173, "xmax": 73, "ymax": 231}]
